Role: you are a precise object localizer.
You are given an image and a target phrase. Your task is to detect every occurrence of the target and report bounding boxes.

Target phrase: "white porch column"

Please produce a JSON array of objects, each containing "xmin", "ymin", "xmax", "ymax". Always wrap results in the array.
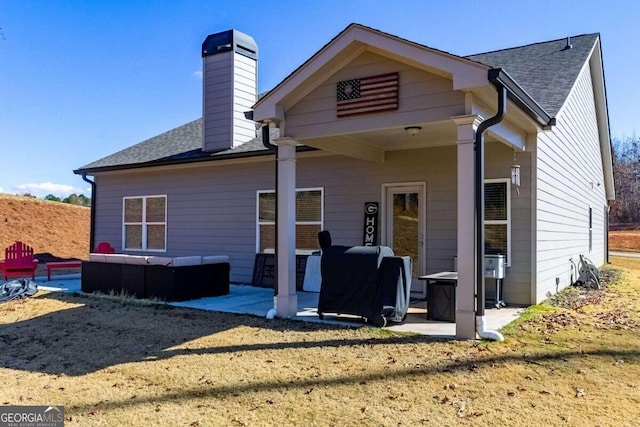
[
  {"xmin": 273, "ymin": 137, "xmax": 298, "ymax": 318},
  {"xmin": 452, "ymin": 115, "xmax": 482, "ymax": 339}
]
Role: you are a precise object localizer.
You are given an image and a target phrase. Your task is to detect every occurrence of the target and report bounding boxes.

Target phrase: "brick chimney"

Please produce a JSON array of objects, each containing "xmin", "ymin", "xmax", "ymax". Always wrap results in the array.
[{"xmin": 201, "ymin": 30, "xmax": 258, "ymax": 152}]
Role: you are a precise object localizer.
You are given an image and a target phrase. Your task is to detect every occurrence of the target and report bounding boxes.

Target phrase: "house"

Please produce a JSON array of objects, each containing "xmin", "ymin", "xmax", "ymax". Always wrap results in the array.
[{"xmin": 75, "ymin": 24, "xmax": 614, "ymax": 339}]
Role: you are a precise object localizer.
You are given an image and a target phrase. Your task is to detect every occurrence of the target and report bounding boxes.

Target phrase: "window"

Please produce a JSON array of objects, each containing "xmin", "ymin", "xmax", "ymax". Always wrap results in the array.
[
  {"xmin": 123, "ymin": 195, "xmax": 167, "ymax": 251},
  {"xmin": 257, "ymin": 188, "xmax": 323, "ymax": 253},
  {"xmin": 485, "ymin": 179, "xmax": 510, "ymax": 265}
]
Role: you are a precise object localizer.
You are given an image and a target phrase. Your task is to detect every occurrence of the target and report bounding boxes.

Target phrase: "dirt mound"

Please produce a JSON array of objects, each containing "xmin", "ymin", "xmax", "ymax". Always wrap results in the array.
[{"xmin": 0, "ymin": 193, "xmax": 90, "ymax": 261}]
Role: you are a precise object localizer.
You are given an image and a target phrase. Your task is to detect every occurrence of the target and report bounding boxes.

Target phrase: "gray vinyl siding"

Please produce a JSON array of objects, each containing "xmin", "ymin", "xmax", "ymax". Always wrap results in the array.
[
  {"xmin": 232, "ymin": 54, "xmax": 258, "ymax": 146},
  {"xmin": 202, "ymin": 52, "xmax": 257, "ymax": 152},
  {"xmin": 94, "ymin": 162, "xmax": 276, "ymax": 282},
  {"xmin": 285, "ymin": 51, "xmax": 465, "ymax": 139},
  {"xmin": 535, "ymin": 61, "xmax": 607, "ymax": 303},
  {"xmin": 93, "ymin": 142, "xmax": 532, "ymax": 299},
  {"xmin": 485, "ymin": 144, "xmax": 533, "ymax": 306}
]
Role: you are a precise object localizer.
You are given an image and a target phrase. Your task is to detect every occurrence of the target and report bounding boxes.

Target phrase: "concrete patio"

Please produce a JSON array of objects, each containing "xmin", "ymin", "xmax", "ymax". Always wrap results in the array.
[{"xmin": 35, "ymin": 273, "xmax": 523, "ymax": 338}]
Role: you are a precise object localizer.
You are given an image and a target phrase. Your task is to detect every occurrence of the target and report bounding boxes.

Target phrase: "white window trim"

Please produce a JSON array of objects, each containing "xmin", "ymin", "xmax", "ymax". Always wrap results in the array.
[
  {"xmin": 122, "ymin": 195, "xmax": 167, "ymax": 252},
  {"xmin": 256, "ymin": 187, "xmax": 324, "ymax": 253},
  {"xmin": 587, "ymin": 206, "xmax": 593, "ymax": 254},
  {"xmin": 485, "ymin": 178, "xmax": 511, "ymax": 266}
]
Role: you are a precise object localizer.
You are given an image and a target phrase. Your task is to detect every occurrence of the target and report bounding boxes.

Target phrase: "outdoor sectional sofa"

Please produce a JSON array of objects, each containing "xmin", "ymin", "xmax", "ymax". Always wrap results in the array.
[{"xmin": 81, "ymin": 254, "xmax": 230, "ymax": 301}]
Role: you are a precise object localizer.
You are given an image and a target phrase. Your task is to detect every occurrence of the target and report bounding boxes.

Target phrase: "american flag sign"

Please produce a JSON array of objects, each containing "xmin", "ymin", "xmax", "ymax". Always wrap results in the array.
[{"xmin": 336, "ymin": 72, "xmax": 399, "ymax": 118}]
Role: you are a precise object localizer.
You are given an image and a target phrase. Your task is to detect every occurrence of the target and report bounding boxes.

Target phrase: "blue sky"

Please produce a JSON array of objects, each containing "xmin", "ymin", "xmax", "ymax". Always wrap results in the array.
[{"xmin": 1, "ymin": 0, "xmax": 638, "ymax": 197}]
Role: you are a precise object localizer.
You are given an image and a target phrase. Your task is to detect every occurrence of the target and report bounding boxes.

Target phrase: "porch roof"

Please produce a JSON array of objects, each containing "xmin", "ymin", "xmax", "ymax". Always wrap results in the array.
[{"xmin": 75, "ymin": 26, "xmax": 600, "ymax": 175}]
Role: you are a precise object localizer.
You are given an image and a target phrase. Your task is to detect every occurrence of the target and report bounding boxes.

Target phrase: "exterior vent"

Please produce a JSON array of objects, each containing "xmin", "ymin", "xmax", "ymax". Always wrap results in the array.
[
  {"xmin": 201, "ymin": 29, "xmax": 258, "ymax": 152},
  {"xmin": 564, "ymin": 36, "xmax": 572, "ymax": 50}
]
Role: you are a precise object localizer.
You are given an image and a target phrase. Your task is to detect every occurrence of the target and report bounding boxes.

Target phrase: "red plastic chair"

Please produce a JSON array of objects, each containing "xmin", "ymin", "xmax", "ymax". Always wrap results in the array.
[
  {"xmin": 0, "ymin": 241, "xmax": 39, "ymax": 280},
  {"xmin": 94, "ymin": 241, "xmax": 116, "ymax": 254}
]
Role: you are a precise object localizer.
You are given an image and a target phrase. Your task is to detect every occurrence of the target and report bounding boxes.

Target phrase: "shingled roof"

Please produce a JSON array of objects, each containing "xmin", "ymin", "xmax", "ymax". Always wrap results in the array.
[
  {"xmin": 467, "ymin": 33, "xmax": 599, "ymax": 117},
  {"xmin": 76, "ymin": 31, "xmax": 599, "ymax": 174},
  {"xmin": 75, "ymin": 119, "xmax": 282, "ymax": 173}
]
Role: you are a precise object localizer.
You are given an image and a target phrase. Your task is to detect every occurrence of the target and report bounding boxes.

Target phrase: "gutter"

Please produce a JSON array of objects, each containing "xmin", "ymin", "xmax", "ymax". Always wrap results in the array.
[
  {"xmin": 488, "ymin": 68, "xmax": 555, "ymax": 128},
  {"xmin": 81, "ymin": 173, "xmax": 97, "ymax": 253},
  {"xmin": 73, "ymin": 145, "xmax": 317, "ymax": 176}
]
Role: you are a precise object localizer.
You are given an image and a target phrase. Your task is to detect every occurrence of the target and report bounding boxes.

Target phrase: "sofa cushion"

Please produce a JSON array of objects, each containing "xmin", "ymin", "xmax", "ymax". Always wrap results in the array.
[
  {"xmin": 202, "ymin": 255, "xmax": 229, "ymax": 264},
  {"xmin": 125, "ymin": 255, "xmax": 148, "ymax": 265},
  {"xmin": 146, "ymin": 256, "xmax": 174, "ymax": 266},
  {"xmin": 102, "ymin": 254, "xmax": 129, "ymax": 264},
  {"xmin": 171, "ymin": 256, "xmax": 203, "ymax": 267},
  {"xmin": 88, "ymin": 253, "xmax": 106, "ymax": 262}
]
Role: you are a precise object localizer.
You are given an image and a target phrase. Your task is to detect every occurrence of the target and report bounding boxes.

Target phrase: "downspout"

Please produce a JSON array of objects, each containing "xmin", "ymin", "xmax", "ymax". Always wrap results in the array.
[
  {"xmin": 262, "ymin": 124, "xmax": 279, "ymax": 319},
  {"xmin": 81, "ymin": 173, "xmax": 96, "ymax": 253},
  {"xmin": 475, "ymin": 72, "xmax": 507, "ymax": 342}
]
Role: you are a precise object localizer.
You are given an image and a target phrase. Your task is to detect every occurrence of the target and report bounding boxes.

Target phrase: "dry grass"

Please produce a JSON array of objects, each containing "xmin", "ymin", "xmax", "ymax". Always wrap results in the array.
[
  {"xmin": 1, "ymin": 193, "xmax": 639, "ymax": 425},
  {"xmin": 1, "ymin": 258, "xmax": 639, "ymax": 426},
  {"xmin": 609, "ymin": 230, "xmax": 640, "ymax": 253}
]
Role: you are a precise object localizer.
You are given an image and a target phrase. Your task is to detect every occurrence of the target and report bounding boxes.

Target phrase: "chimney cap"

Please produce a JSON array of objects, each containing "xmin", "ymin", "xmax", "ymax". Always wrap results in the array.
[{"xmin": 202, "ymin": 29, "xmax": 258, "ymax": 60}]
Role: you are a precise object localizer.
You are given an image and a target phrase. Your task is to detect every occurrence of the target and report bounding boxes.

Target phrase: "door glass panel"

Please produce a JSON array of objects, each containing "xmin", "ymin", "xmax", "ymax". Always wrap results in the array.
[{"xmin": 392, "ymin": 192, "xmax": 419, "ymax": 271}]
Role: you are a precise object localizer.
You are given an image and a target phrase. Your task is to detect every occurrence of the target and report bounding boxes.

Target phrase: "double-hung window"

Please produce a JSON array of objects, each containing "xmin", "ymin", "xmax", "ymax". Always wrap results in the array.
[
  {"xmin": 484, "ymin": 179, "xmax": 511, "ymax": 265},
  {"xmin": 257, "ymin": 188, "xmax": 323, "ymax": 253},
  {"xmin": 123, "ymin": 195, "xmax": 167, "ymax": 251}
]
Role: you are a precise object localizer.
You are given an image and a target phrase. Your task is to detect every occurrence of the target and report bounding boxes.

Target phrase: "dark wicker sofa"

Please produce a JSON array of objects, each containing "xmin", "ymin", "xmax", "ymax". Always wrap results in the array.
[{"xmin": 81, "ymin": 254, "xmax": 230, "ymax": 301}]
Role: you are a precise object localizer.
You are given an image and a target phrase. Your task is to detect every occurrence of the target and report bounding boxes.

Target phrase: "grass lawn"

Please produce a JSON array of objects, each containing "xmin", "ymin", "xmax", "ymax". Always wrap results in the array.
[{"xmin": 1, "ymin": 257, "xmax": 639, "ymax": 426}]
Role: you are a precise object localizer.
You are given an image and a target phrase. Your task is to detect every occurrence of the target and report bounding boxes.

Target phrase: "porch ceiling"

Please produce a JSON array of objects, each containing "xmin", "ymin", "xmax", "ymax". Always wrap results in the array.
[{"xmin": 297, "ymin": 120, "xmax": 499, "ymax": 162}]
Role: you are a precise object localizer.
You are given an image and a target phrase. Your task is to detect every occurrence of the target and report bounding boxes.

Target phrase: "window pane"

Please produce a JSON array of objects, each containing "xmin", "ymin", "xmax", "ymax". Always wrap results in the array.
[
  {"xmin": 147, "ymin": 225, "xmax": 166, "ymax": 250},
  {"xmin": 125, "ymin": 225, "xmax": 142, "ymax": 249},
  {"xmin": 259, "ymin": 224, "xmax": 275, "ymax": 252},
  {"xmin": 124, "ymin": 198, "xmax": 143, "ymax": 222},
  {"xmin": 296, "ymin": 190, "xmax": 321, "ymax": 221},
  {"xmin": 259, "ymin": 224, "xmax": 321, "ymax": 252},
  {"xmin": 297, "ymin": 224, "xmax": 321, "ymax": 250},
  {"xmin": 146, "ymin": 197, "xmax": 166, "ymax": 222},
  {"xmin": 259, "ymin": 193, "xmax": 276, "ymax": 222},
  {"xmin": 485, "ymin": 224, "xmax": 507, "ymax": 256},
  {"xmin": 392, "ymin": 192, "xmax": 419, "ymax": 268},
  {"xmin": 485, "ymin": 182, "xmax": 507, "ymax": 221}
]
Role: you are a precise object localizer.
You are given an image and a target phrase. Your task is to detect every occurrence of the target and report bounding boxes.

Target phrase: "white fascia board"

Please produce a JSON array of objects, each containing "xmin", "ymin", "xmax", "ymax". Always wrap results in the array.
[
  {"xmin": 253, "ymin": 24, "xmax": 490, "ymax": 123},
  {"xmin": 590, "ymin": 38, "xmax": 615, "ymax": 201},
  {"xmin": 253, "ymin": 28, "xmax": 368, "ymax": 123}
]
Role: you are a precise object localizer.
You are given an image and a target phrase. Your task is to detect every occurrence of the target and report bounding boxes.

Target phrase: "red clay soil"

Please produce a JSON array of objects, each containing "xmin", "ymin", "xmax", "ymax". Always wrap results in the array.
[
  {"xmin": 0, "ymin": 193, "xmax": 90, "ymax": 263},
  {"xmin": 609, "ymin": 230, "xmax": 640, "ymax": 253}
]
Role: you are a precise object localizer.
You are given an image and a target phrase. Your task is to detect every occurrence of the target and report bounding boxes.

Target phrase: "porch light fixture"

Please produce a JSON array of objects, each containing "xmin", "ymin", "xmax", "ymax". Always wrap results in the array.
[
  {"xmin": 511, "ymin": 150, "xmax": 520, "ymax": 187},
  {"xmin": 404, "ymin": 126, "xmax": 422, "ymax": 136},
  {"xmin": 511, "ymin": 164, "xmax": 520, "ymax": 187}
]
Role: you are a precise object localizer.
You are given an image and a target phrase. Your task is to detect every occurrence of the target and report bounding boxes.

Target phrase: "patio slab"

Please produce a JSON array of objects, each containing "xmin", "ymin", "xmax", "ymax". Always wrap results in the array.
[{"xmin": 31, "ymin": 274, "xmax": 523, "ymax": 338}]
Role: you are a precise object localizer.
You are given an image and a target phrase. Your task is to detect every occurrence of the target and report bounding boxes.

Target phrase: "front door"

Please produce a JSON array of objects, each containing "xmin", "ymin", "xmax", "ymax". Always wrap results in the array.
[{"xmin": 384, "ymin": 183, "xmax": 426, "ymax": 297}]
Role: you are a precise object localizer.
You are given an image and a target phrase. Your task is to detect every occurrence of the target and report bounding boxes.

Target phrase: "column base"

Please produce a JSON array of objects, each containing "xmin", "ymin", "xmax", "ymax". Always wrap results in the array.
[
  {"xmin": 455, "ymin": 309, "xmax": 477, "ymax": 339},
  {"xmin": 275, "ymin": 293, "xmax": 298, "ymax": 318}
]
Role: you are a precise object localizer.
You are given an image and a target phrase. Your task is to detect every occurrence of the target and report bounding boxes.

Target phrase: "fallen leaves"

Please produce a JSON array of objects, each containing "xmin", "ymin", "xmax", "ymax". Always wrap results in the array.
[{"xmin": 592, "ymin": 309, "xmax": 640, "ymax": 330}]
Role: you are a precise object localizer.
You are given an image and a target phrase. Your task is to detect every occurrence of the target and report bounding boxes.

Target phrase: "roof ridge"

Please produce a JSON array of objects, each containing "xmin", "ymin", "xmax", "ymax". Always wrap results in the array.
[{"xmin": 467, "ymin": 32, "xmax": 599, "ymax": 57}]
